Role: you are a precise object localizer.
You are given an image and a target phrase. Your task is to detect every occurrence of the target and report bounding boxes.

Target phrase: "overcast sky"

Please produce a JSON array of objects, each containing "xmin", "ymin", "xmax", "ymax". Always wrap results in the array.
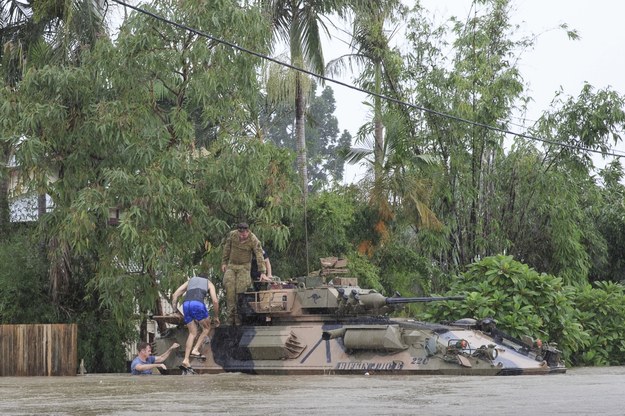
[{"xmin": 330, "ymin": 0, "xmax": 625, "ymax": 182}]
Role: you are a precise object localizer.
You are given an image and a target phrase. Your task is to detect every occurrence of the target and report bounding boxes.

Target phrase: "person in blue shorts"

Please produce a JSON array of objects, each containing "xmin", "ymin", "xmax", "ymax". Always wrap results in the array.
[
  {"xmin": 130, "ymin": 341, "xmax": 180, "ymax": 375},
  {"xmin": 171, "ymin": 273, "xmax": 220, "ymax": 371}
]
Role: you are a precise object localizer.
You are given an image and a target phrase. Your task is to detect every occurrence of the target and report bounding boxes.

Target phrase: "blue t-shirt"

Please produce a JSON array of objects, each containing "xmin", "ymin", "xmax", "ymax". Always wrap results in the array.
[{"xmin": 130, "ymin": 355, "xmax": 156, "ymax": 375}]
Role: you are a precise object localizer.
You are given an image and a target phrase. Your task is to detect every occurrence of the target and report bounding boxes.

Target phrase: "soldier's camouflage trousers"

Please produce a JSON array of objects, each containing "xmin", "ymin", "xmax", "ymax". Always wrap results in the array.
[{"xmin": 223, "ymin": 264, "xmax": 252, "ymax": 325}]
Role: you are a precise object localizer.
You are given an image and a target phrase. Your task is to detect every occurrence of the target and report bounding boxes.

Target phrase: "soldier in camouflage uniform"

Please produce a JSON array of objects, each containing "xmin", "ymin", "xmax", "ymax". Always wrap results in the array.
[{"xmin": 221, "ymin": 222, "xmax": 267, "ymax": 325}]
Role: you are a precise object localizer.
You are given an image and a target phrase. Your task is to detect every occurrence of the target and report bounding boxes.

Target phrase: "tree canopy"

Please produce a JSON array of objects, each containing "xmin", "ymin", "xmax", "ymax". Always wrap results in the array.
[{"xmin": 2, "ymin": 0, "xmax": 625, "ymax": 370}]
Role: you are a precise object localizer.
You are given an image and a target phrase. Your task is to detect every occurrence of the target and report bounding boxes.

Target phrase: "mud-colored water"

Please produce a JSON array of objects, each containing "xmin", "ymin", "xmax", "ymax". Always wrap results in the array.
[{"xmin": 0, "ymin": 366, "xmax": 622, "ymax": 415}]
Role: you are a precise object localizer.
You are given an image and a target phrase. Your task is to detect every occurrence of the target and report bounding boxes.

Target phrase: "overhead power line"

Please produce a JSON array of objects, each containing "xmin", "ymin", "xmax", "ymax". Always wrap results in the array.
[{"xmin": 110, "ymin": 0, "xmax": 625, "ymax": 159}]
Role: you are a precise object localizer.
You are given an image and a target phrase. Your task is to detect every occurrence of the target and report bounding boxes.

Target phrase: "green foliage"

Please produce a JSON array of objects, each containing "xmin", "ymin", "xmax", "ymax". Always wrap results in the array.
[
  {"xmin": 307, "ymin": 189, "xmax": 356, "ymax": 252},
  {"xmin": 305, "ymin": 85, "xmax": 348, "ymax": 187},
  {"xmin": 508, "ymin": 84, "xmax": 625, "ymax": 284},
  {"xmin": 423, "ymin": 255, "xmax": 589, "ymax": 361},
  {"xmin": 537, "ymin": 84, "xmax": 625, "ymax": 168},
  {"xmin": 260, "ymin": 81, "xmax": 349, "ymax": 189},
  {"xmin": 5, "ymin": 0, "xmax": 625, "ymax": 373},
  {"xmin": 491, "ymin": 145, "xmax": 591, "ymax": 285},
  {"xmin": 77, "ymin": 306, "xmax": 137, "ymax": 373},
  {"xmin": 0, "ymin": 88, "xmax": 17, "ymax": 237},
  {"xmin": 6, "ymin": 1, "xmax": 303, "ymax": 364},
  {"xmin": 346, "ymin": 252, "xmax": 383, "ymax": 293},
  {"xmin": 373, "ymin": 239, "xmax": 440, "ymax": 296},
  {"xmin": 590, "ymin": 161, "xmax": 625, "ymax": 282},
  {"xmin": 400, "ymin": 0, "xmax": 528, "ymax": 269},
  {"xmin": 195, "ymin": 137, "xmax": 300, "ymax": 282},
  {"xmin": 396, "ymin": 2, "xmax": 625, "ymax": 288},
  {"xmin": 0, "ymin": 232, "xmax": 56, "ymax": 323},
  {"xmin": 570, "ymin": 281, "xmax": 625, "ymax": 366},
  {"xmin": 12, "ymin": 0, "xmax": 286, "ymax": 324},
  {"xmin": 271, "ymin": 187, "xmax": 357, "ymax": 278},
  {"xmin": 266, "ymin": 0, "xmax": 354, "ymax": 192}
]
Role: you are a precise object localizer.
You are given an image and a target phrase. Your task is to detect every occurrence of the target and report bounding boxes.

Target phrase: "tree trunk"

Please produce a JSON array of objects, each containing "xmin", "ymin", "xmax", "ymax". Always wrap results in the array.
[
  {"xmin": 149, "ymin": 268, "xmax": 168, "ymax": 334},
  {"xmin": 374, "ymin": 62, "xmax": 384, "ymax": 182},
  {"xmin": 0, "ymin": 143, "xmax": 10, "ymax": 239},
  {"xmin": 38, "ymin": 193, "xmax": 47, "ymax": 219},
  {"xmin": 295, "ymin": 73, "xmax": 308, "ymax": 198}
]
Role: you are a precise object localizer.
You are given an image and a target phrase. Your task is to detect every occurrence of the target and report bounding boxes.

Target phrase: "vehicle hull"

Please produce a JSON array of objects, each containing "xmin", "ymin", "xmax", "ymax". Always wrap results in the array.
[{"xmin": 154, "ymin": 317, "xmax": 566, "ymax": 376}]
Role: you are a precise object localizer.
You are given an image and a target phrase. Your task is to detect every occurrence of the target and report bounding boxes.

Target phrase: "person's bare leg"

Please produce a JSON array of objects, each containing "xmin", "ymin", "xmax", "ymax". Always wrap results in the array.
[
  {"xmin": 191, "ymin": 319, "xmax": 211, "ymax": 356},
  {"xmin": 181, "ymin": 321, "xmax": 197, "ymax": 368}
]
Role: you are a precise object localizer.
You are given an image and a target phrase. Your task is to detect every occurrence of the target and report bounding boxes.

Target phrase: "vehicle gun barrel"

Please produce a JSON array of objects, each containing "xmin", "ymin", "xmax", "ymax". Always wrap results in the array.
[
  {"xmin": 357, "ymin": 293, "xmax": 465, "ymax": 311},
  {"xmin": 385, "ymin": 295, "xmax": 465, "ymax": 304}
]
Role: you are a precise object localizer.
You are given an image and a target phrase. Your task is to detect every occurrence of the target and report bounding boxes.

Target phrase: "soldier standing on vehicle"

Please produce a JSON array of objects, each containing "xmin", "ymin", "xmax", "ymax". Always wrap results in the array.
[{"xmin": 221, "ymin": 222, "xmax": 268, "ymax": 325}]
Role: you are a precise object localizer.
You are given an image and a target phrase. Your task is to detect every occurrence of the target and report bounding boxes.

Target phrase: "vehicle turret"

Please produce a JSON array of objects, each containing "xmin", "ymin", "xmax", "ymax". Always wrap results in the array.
[{"xmin": 240, "ymin": 276, "xmax": 464, "ymax": 322}]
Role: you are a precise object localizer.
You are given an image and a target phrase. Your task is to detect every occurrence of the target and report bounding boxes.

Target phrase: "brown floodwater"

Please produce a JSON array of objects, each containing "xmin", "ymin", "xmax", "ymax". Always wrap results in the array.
[{"xmin": 0, "ymin": 366, "xmax": 623, "ymax": 415}]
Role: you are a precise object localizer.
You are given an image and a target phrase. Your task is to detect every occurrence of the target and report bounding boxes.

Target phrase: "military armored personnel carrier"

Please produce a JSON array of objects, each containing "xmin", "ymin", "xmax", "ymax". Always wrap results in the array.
[{"xmin": 153, "ymin": 258, "xmax": 565, "ymax": 375}]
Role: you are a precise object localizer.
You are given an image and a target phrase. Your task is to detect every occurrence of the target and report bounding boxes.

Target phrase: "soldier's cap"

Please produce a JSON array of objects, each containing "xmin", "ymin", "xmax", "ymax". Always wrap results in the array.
[{"xmin": 237, "ymin": 222, "xmax": 249, "ymax": 230}]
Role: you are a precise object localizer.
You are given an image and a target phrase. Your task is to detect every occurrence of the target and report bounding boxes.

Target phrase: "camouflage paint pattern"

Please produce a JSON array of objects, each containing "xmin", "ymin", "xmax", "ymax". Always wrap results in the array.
[{"xmin": 154, "ymin": 273, "xmax": 565, "ymax": 376}]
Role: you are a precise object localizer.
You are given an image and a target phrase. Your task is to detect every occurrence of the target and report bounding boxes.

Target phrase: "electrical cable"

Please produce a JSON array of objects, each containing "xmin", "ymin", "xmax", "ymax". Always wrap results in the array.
[{"xmin": 109, "ymin": 0, "xmax": 625, "ymax": 159}]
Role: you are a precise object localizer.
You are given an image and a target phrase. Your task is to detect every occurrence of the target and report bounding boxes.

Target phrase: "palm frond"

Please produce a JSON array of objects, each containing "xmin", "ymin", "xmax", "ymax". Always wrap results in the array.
[
  {"xmin": 325, "ymin": 52, "xmax": 369, "ymax": 78},
  {"xmin": 345, "ymin": 146, "xmax": 373, "ymax": 165}
]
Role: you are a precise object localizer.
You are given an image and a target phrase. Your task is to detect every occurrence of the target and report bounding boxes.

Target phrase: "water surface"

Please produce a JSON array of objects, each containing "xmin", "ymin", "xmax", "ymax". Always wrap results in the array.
[{"xmin": 1, "ymin": 366, "xmax": 622, "ymax": 415}]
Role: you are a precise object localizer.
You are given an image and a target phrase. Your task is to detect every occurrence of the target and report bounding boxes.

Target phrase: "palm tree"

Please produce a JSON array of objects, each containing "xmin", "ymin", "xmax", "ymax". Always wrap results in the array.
[
  {"xmin": 327, "ymin": 0, "xmax": 405, "ymax": 182},
  {"xmin": 265, "ymin": 0, "xmax": 349, "ymax": 198},
  {"xmin": 1, "ymin": 0, "xmax": 106, "ymax": 72},
  {"xmin": 326, "ymin": 2, "xmax": 441, "ymax": 252}
]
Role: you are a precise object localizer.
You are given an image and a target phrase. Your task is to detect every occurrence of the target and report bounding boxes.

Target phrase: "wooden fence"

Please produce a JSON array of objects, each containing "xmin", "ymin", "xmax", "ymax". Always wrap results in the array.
[{"xmin": 0, "ymin": 324, "xmax": 77, "ymax": 376}]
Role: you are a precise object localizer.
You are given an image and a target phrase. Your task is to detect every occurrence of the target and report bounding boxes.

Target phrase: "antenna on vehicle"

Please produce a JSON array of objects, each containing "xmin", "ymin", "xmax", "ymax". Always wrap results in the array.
[{"xmin": 304, "ymin": 192, "xmax": 310, "ymax": 275}]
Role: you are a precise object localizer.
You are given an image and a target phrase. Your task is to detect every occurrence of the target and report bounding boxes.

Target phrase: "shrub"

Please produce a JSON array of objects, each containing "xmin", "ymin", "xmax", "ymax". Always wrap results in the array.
[
  {"xmin": 423, "ymin": 255, "xmax": 589, "ymax": 361},
  {"xmin": 570, "ymin": 281, "xmax": 625, "ymax": 366},
  {"xmin": 0, "ymin": 233, "xmax": 56, "ymax": 323}
]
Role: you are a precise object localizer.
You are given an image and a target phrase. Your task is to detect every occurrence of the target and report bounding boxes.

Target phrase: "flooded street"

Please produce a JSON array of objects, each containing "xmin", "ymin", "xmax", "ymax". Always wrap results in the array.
[{"xmin": 1, "ymin": 366, "xmax": 623, "ymax": 415}]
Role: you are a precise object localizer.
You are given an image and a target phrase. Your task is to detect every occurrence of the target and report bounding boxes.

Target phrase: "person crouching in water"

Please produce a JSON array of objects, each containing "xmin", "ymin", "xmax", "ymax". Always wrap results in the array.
[
  {"xmin": 171, "ymin": 273, "xmax": 220, "ymax": 371},
  {"xmin": 130, "ymin": 341, "xmax": 180, "ymax": 375}
]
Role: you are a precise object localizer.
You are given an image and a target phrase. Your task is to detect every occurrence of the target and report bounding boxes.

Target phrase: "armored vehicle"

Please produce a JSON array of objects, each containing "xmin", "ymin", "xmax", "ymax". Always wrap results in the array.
[{"xmin": 153, "ymin": 258, "xmax": 565, "ymax": 375}]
